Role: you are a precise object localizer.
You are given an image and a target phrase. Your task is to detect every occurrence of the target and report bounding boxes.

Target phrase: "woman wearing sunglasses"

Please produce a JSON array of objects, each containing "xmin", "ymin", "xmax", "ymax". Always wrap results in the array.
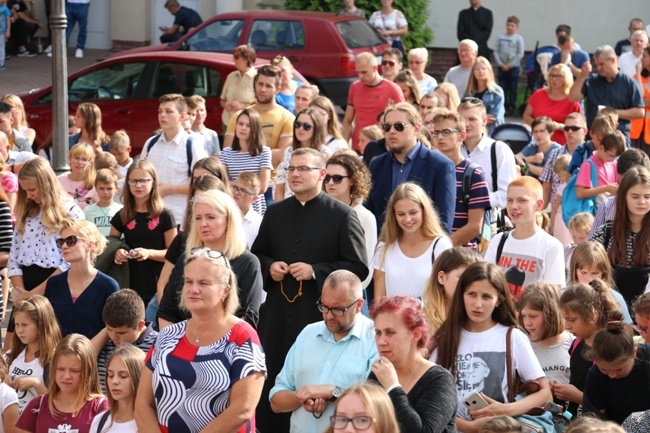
[
  {"xmin": 136, "ymin": 247, "xmax": 266, "ymax": 433},
  {"xmin": 325, "ymin": 152, "xmax": 376, "ymax": 296},
  {"xmin": 275, "ymin": 108, "xmax": 330, "ymax": 202},
  {"xmin": 157, "ymin": 189, "xmax": 263, "ymax": 329},
  {"xmin": 323, "ymin": 382, "xmax": 400, "ymax": 433},
  {"xmin": 45, "ymin": 219, "xmax": 119, "ymax": 340}
]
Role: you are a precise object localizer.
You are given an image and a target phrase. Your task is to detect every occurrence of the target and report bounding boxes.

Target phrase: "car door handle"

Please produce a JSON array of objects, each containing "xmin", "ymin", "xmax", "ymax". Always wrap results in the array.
[
  {"xmin": 29, "ymin": 114, "xmax": 39, "ymax": 119},
  {"xmin": 116, "ymin": 108, "xmax": 132, "ymax": 115}
]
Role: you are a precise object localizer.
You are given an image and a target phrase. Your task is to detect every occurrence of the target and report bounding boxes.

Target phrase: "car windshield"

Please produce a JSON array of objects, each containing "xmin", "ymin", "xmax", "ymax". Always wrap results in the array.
[
  {"xmin": 183, "ymin": 19, "xmax": 245, "ymax": 52},
  {"xmin": 335, "ymin": 20, "xmax": 386, "ymax": 49}
]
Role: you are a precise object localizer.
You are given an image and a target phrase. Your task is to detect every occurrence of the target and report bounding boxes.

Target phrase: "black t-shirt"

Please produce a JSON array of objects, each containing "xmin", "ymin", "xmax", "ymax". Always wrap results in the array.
[
  {"xmin": 568, "ymin": 339, "xmax": 592, "ymax": 417},
  {"xmin": 173, "ymin": 6, "xmax": 202, "ymax": 34}
]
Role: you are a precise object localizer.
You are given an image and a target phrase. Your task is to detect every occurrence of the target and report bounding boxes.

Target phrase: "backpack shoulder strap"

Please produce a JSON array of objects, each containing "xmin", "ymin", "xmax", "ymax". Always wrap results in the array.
[
  {"xmin": 463, "ymin": 162, "xmax": 479, "ymax": 205},
  {"xmin": 490, "ymin": 139, "xmax": 498, "ymax": 193},
  {"xmin": 145, "ymin": 133, "xmax": 161, "ymax": 155},
  {"xmin": 186, "ymin": 136, "xmax": 194, "ymax": 178},
  {"xmin": 496, "ymin": 231, "xmax": 510, "ymax": 264},
  {"xmin": 96, "ymin": 411, "xmax": 111, "ymax": 433},
  {"xmin": 569, "ymin": 338, "xmax": 582, "ymax": 356},
  {"xmin": 586, "ymin": 158, "xmax": 598, "ymax": 190},
  {"xmin": 431, "ymin": 237, "xmax": 442, "ymax": 263}
]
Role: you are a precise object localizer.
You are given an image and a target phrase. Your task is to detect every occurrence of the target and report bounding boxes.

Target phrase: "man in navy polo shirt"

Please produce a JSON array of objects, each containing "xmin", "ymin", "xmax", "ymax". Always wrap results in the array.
[
  {"xmin": 160, "ymin": 0, "xmax": 202, "ymax": 43},
  {"xmin": 569, "ymin": 44, "xmax": 644, "ymax": 138}
]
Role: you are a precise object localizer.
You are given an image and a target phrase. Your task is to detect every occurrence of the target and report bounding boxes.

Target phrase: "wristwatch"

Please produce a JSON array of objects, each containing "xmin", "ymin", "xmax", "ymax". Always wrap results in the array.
[{"xmin": 331, "ymin": 386, "xmax": 342, "ymax": 401}]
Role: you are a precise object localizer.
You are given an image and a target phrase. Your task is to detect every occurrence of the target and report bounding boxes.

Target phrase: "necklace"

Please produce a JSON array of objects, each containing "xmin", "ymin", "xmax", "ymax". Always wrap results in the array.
[
  {"xmin": 188, "ymin": 320, "xmax": 222, "ymax": 344},
  {"xmin": 403, "ymin": 361, "xmax": 422, "ymax": 392}
]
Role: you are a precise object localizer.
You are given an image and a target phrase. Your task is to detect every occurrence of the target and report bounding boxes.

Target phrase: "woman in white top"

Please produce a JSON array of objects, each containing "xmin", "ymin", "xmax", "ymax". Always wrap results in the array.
[
  {"xmin": 368, "ymin": 0, "xmax": 408, "ymax": 51},
  {"xmin": 309, "ymin": 96, "xmax": 349, "ymax": 153},
  {"xmin": 373, "ymin": 182, "xmax": 452, "ymax": 300},
  {"xmin": 324, "ymin": 151, "xmax": 376, "ymax": 291}
]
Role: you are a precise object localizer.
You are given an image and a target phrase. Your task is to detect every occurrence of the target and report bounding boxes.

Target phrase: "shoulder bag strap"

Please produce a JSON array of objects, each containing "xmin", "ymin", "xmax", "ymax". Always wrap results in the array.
[
  {"xmin": 506, "ymin": 326, "xmax": 516, "ymax": 403},
  {"xmin": 430, "ymin": 237, "xmax": 442, "ymax": 263},
  {"xmin": 96, "ymin": 411, "xmax": 111, "ymax": 433}
]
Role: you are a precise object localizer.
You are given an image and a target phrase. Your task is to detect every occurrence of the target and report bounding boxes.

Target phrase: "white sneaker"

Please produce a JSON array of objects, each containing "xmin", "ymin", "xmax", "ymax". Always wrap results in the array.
[
  {"xmin": 47, "ymin": 52, "xmax": 52, "ymax": 58},
  {"xmin": 44, "ymin": 45, "xmax": 52, "ymax": 54},
  {"xmin": 75, "ymin": 48, "xmax": 83, "ymax": 58}
]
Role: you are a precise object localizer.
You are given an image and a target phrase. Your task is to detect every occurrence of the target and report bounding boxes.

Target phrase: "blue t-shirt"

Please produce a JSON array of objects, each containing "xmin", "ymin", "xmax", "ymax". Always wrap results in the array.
[
  {"xmin": 0, "ymin": 6, "xmax": 10, "ymax": 33},
  {"xmin": 520, "ymin": 141, "xmax": 562, "ymax": 173},
  {"xmin": 550, "ymin": 49, "xmax": 591, "ymax": 69}
]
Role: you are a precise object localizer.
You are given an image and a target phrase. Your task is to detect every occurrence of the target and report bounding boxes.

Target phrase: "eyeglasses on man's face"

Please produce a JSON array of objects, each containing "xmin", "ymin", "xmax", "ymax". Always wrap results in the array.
[
  {"xmin": 287, "ymin": 166, "xmax": 321, "ymax": 174},
  {"xmin": 317, "ymin": 298, "xmax": 359, "ymax": 317}
]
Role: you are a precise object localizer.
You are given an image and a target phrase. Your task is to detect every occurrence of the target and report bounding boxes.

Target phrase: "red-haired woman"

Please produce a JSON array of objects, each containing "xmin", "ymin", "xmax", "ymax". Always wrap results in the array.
[{"xmin": 369, "ymin": 296, "xmax": 456, "ymax": 433}]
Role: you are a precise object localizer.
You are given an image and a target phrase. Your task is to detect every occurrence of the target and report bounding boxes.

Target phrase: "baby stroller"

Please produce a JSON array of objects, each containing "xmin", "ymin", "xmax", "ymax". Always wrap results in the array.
[{"xmin": 490, "ymin": 122, "xmax": 532, "ymax": 155}]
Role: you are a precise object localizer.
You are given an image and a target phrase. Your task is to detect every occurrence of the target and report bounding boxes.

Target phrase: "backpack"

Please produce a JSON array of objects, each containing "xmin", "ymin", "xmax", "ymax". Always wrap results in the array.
[
  {"xmin": 462, "ymin": 162, "xmax": 492, "ymax": 249},
  {"xmin": 487, "ymin": 138, "xmax": 519, "ymax": 234},
  {"xmin": 561, "ymin": 159, "xmax": 598, "ymax": 227},
  {"xmin": 567, "ymin": 141, "xmax": 594, "ymax": 175},
  {"xmin": 145, "ymin": 134, "xmax": 194, "ymax": 177}
]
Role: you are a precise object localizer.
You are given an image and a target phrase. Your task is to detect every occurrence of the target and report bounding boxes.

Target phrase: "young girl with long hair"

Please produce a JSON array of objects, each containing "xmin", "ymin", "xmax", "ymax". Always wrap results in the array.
[
  {"xmin": 433, "ymin": 262, "xmax": 551, "ymax": 433},
  {"xmin": 1, "ymin": 94, "xmax": 36, "ymax": 146},
  {"xmin": 558, "ymin": 279, "xmax": 620, "ymax": 418},
  {"xmin": 7, "ymin": 295, "xmax": 61, "ymax": 413},
  {"xmin": 465, "ymin": 56, "xmax": 505, "ymax": 133},
  {"xmin": 422, "ymin": 246, "xmax": 483, "ymax": 333},
  {"xmin": 569, "ymin": 241, "xmax": 633, "ymax": 323},
  {"xmin": 275, "ymin": 107, "xmax": 329, "ymax": 201},
  {"xmin": 395, "ymin": 70, "xmax": 422, "ymax": 107},
  {"xmin": 517, "ymin": 282, "xmax": 574, "ymax": 406},
  {"xmin": 373, "ymin": 182, "xmax": 452, "ymax": 300},
  {"xmin": 7, "ymin": 158, "xmax": 83, "ymax": 350},
  {"xmin": 309, "ymin": 96, "xmax": 348, "ymax": 153},
  {"xmin": 583, "ymin": 322, "xmax": 650, "ymax": 424},
  {"xmin": 590, "ymin": 166, "xmax": 650, "ymax": 311},
  {"xmin": 220, "ymin": 109, "xmax": 272, "ymax": 214},
  {"xmin": 15, "ymin": 334, "xmax": 108, "ymax": 432},
  {"xmin": 57, "ymin": 143, "xmax": 99, "ymax": 209},
  {"xmin": 110, "ymin": 160, "xmax": 177, "ymax": 306},
  {"xmin": 70, "ymin": 103, "xmax": 110, "ymax": 153},
  {"xmin": 89, "ymin": 344, "xmax": 145, "ymax": 433}
]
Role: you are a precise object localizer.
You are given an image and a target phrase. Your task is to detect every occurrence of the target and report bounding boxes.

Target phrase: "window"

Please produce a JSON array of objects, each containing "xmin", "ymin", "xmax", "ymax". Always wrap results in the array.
[
  {"xmin": 335, "ymin": 20, "xmax": 385, "ymax": 49},
  {"xmin": 64, "ymin": 62, "xmax": 145, "ymax": 102},
  {"xmin": 248, "ymin": 20, "xmax": 305, "ymax": 51},
  {"xmin": 150, "ymin": 63, "xmax": 221, "ymax": 98},
  {"xmin": 184, "ymin": 19, "xmax": 245, "ymax": 52}
]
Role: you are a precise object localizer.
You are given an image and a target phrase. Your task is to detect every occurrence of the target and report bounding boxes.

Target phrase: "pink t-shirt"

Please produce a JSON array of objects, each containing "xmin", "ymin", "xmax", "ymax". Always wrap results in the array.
[
  {"xmin": 0, "ymin": 171, "xmax": 18, "ymax": 194},
  {"xmin": 57, "ymin": 174, "xmax": 99, "ymax": 209},
  {"xmin": 16, "ymin": 394, "xmax": 108, "ymax": 433},
  {"xmin": 576, "ymin": 155, "xmax": 618, "ymax": 188},
  {"xmin": 527, "ymin": 89, "xmax": 582, "ymax": 145},
  {"xmin": 348, "ymin": 78, "xmax": 404, "ymax": 150}
]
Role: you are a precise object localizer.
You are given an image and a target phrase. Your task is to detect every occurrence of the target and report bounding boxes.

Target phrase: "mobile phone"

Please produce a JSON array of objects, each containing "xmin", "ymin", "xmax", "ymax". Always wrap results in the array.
[{"xmin": 463, "ymin": 392, "xmax": 489, "ymax": 411}]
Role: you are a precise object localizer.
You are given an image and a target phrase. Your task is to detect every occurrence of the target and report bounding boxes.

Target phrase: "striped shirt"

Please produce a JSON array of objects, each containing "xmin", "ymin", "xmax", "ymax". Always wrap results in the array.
[
  {"xmin": 220, "ymin": 146, "xmax": 273, "ymax": 214},
  {"xmin": 453, "ymin": 159, "xmax": 491, "ymax": 249}
]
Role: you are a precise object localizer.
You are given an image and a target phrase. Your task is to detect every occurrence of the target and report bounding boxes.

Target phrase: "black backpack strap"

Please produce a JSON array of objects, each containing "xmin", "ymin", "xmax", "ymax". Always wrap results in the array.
[
  {"xmin": 490, "ymin": 139, "xmax": 498, "ymax": 193},
  {"xmin": 495, "ymin": 231, "xmax": 510, "ymax": 264},
  {"xmin": 431, "ymin": 237, "xmax": 442, "ymax": 263},
  {"xmin": 96, "ymin": 410, "xmax": 111, "ymax": 433},
  {"xmin": 462, "ymin": 162, "xmax": 479, "ymax": 205},
  {"xmin": 145, "ymin": 133, "xmax": 161, "ymax": 155},
  {"xmin": 186, "ymin": 136, "xmax": 194, "ymax": 178}
]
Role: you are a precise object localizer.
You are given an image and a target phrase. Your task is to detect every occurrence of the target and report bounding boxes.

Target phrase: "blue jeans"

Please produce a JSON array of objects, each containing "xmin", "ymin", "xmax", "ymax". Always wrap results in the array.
[
  {"xmin": 145, "ymin": 295, "xmax": 159, "ymax": 326},
  {"xmin": 0, "ymin": 34, "xmax": 5, "ymax": 68},
  {"xmin": 498, "ymin": 66, "xmax": 520, "ymax": 111},
  {"xmin": 65, "ymin": 3, "xmax": 89, "ymax": 49}
]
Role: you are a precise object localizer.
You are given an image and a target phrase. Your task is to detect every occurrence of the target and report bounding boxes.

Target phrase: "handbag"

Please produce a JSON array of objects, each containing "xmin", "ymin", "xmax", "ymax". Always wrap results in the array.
[{"xmin": 506, "ymin": 327, "xmax": 572, "ymax": 433}]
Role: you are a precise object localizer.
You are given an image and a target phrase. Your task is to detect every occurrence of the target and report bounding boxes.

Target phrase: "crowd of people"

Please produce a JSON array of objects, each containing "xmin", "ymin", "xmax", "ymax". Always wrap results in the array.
[{"xmin": 0, "ymin": 1, "xmax": 648, "ymax": 433}]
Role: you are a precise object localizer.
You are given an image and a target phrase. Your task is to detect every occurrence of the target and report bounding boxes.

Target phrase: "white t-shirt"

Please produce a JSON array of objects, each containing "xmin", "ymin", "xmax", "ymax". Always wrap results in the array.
[
  {"xmin": 484, "ymin": 229, "xmax": 566, "ymax": 298},
  {"xmin": 89, "ymin": 411, "xmax": 137, "ymax": 433},
  {"xmin": 8, "ymin": 348, "xmax": 44, "ymax": 413},
  {"xmin": 432, "ymin": 323, "xmax": 545, "ymax": 421},
  {"xmin": 372, "ymin": 236, "xmax": 452, "ymax": 298},
  {"xmin": 353, "ymin": 203, "xmax": 377, "ymax": 290},
  {"xmin": 530, "ymin": 332, "xmax": 573, "ymax": 386},
  {"xmin": 0, "ymin": 383, "xmax": 18, "ymax": 433}
]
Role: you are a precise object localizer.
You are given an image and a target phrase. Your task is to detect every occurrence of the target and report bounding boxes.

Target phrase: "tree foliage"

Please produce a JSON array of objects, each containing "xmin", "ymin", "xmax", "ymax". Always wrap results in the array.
[{"xmin": 282, "ymin": 0, "xmax": 434, "ymax": 49}]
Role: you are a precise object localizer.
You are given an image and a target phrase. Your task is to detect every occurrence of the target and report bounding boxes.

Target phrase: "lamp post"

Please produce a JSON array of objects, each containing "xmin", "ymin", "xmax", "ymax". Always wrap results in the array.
[{"xmin": 50, "ymin": 0, "xmax": 69, "ymax": 174}]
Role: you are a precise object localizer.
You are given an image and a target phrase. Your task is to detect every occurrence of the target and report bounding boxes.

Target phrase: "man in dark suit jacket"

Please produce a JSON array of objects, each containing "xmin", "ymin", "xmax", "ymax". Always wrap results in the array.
[
  {"xmin": 367, "ymin": 102, "xmax": 456, "ymax": 233},
  {"xmin": 457, "ymin": 0, "xmax": 493, "ymax": 59}
]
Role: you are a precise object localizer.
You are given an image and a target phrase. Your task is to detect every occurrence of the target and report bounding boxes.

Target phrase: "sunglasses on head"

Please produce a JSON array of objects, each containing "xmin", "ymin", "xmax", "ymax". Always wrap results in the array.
[
  {"xmin": 324, "ymin": 174, "xmax": 350, "ymax": 184},
  {"xmin": 381, "ymin": 122, "xmax": 411, "ymax": 133},
  {"xmin": 461, "ymin": 96, "xmax": 482, "ymax": 104},
  {"xmin": 563, "ymin": 125, "xmax": 582, "ymax": 132},
  {"xmin": 294, "ymin": 121, "xmax": 313, "ymax": 131},
  {"xmin": 56, "ymin": 235, "xmax": 80, "ymax": 248}
]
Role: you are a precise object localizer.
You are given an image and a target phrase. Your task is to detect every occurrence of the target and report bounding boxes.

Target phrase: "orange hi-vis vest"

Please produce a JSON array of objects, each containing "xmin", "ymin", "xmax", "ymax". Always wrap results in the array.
[{"xmin": 631, "ymin": 74, "xmax": 650, "ymax": 144}]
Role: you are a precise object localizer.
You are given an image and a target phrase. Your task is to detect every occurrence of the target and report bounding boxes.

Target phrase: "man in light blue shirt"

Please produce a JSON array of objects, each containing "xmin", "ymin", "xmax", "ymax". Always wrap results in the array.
[{"xmin": 270, "ymin": 270, "xmax": 378, "ymax": 433}]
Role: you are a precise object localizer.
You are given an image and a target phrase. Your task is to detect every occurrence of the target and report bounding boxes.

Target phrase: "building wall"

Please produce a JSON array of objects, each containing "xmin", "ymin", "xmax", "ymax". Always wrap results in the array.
[{"xmin": 428, "ymin": 0, "xmax": 649, "ymax": 53}]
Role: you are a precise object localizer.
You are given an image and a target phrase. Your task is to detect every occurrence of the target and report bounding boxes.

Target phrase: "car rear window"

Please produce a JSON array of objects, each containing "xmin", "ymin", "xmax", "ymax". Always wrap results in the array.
[{"xmin": 335, "ymin": 20, "xmax": 385, "ymax": 49}]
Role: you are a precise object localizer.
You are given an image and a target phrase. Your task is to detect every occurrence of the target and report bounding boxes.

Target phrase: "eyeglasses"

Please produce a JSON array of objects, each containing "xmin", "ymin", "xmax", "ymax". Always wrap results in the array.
[
  {"xmin": 56, "ymin": 235, "xmax": 80, "ymax": 248},
  {"xmin": 330, "ymin": 415, "xmax": 374, "ymax": 430},
  {"xmin": 231, "ymin": 185, "xmax": 256, "ymax": 196},
  {"xmin": 294, "ymin": 121, "xmax": 313, "ymax": 131},
  {"xmin": 381, "ymin": 122, "xmax": 412, "ymax": 133},
  {"xmin": 189, "ymin": 247, "xmax": 230, "ymax": 268},
  {"xmin": 233, "ymin": 54, "xmax": 241, "ymax": 60},
  {"xmin": 431, "ymin": 129, "xmax": 460, "ymax": 138},
  {"xmin": 461, "ymin": 96, "xmax": 482, "ymax": 104},
  {"xmin": 634, "ymin": 323, "xmax": 649, "ymax": 334},
  {"xmin": 548, "ymin": 74, "xmax": 564, "ymax": 79},
  {"xmin": 381, "ymin": 60, "xmax": 396, "ymax": 67},
  {"xmin": 317, "ymin": 298, "xmax": 359, "ymax": 317},
  {"xmin": 563, "ymin": 125, "xmax": 582, "ymax": 132},
  {"xmin": 71, "ymin": 156, "xmax": 91, "ymax": 163},
  {"xmin": 324, "ymin": 174, "xmax": 350, "ymax": 184},
  {"xmin": 287, "ymin": 166, "xmax": 321, "ymax": 173},
  {"xmin": 128, "ymin": 178, "xmax": 154, "ymax": 186}
]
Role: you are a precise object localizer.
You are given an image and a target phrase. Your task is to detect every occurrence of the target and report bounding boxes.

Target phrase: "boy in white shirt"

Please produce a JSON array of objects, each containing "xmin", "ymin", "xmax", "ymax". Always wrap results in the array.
[
  {"xmin": 188, "ymin": 95, "xmax": 220, "ymax": 156},
  {"xmin": 231, "ymin": 172, "xmax": 262, "ymax": 249},
  {"xmin": 108, "ymin": 130, "xmax": 133, "ymax": 178},
  {"xmin": 84, "ymin": 169, "xmax": 123, "ymax": 236},
  {"xmin": 485, "ymin": 176, "xmax": 565, "ymax": 300}
]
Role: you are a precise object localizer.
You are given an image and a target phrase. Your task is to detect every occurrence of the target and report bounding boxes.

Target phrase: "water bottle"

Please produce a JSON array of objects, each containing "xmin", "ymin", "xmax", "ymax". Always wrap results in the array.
[{"xmin": 37, "ymin": 37, "xmax": 43, "ymax": 54}]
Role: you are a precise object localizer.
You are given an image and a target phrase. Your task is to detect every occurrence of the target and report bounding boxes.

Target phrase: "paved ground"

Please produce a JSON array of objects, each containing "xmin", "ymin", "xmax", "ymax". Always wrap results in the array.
[{"xmin": 0, "ymin": 48, "xmax": 114, "ymax": 96}]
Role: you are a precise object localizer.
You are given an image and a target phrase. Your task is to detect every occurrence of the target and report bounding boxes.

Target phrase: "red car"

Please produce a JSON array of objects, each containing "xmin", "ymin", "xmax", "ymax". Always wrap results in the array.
[
  {"xmin": 20, "ymin": 51, "xmax": 305, "ymax": 155},
  {"xmin": 120, "ymin": 10, "xmax": 390, "ymax": 107}
]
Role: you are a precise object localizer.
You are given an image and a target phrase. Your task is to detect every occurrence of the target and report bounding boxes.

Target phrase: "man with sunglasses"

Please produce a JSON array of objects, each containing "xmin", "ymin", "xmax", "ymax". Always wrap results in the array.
[
  {"xmin": 366, "ymin": 102, "xmax": 456, "ymax": 233},
  {"xmin": 380, "ymin": 48, "xmax": 403, "ymax": 82},
  {"xmin": 270, "ymin": 270, "xmax": 377, "ymax": 433},
  {"xmin": 252, "ymin": 148, "xmax": 368, "ymax": 433},
  {"xmin": 342, "ymin": 52, "xmax": 404, "ymax": 152}
]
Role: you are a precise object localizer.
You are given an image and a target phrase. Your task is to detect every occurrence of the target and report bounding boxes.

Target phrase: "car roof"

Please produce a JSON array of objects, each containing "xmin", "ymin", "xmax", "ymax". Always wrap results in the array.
[
  {"xmin": 211, "ymin": 10, "xmax": 361, "ymax": 23},
  {"xmin": 107, "ymin": 50, "xmax": 270, "ymax": 65}
]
